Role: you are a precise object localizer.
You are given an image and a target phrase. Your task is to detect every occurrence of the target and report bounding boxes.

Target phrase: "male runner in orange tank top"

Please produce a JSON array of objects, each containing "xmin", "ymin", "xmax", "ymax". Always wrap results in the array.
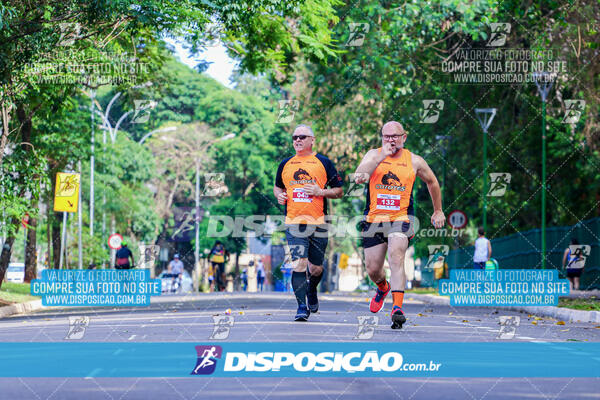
[{"xmin": 354, "ymin": 121, "xmax": 445, "ymax": 329}]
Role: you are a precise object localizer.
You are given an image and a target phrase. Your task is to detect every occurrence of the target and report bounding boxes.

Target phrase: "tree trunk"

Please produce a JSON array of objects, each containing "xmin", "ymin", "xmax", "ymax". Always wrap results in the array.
[
  {"xmin": 24, "ymin": 216, "xmax": 37, "ymax": 282},
  {"xmin": 0, "ymin": 102, "xmax": 12, "ymax": 167},
  {"xmin": 0, "ymin": 218, "xmax": 20, "ymax": 289}
]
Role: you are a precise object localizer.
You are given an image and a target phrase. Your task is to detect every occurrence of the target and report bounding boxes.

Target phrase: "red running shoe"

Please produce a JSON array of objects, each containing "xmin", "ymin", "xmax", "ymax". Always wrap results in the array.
[{"xmin": 369, "ymin": 283, "xmax": 390, "ymax": 313}]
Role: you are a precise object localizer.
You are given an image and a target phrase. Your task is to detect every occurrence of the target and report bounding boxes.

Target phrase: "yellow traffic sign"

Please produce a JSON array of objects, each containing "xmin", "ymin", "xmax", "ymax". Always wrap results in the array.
[{"xmin": 54, "ymin": 172, "xmax": 80, "ymax": 213}]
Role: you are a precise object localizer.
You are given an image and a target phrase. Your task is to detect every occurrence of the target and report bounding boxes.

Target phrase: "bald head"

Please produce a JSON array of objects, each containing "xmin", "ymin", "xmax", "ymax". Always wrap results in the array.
[
  {"xmin": 293, "ymin": 124, "xmax": 314, "ymax": 137},
  {"xmin": 381, "ymin": 121, "xmax": 406, "ymax": 136}
]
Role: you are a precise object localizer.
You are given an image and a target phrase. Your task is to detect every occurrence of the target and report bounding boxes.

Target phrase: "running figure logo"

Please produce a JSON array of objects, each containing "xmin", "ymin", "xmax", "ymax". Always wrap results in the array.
[
  {"xmin": 289, "ymin": 244, "xmax": 307, "ymax": 260},
  {"xmin": 65, "ymin": 316, "xmax": 90, "ymax": 340},
  {"xmin": 138, "ymin": 244, "xmax": 160, "ymax": 269},
  {"xmin": 58, "ymin": 22, "xmax": 82, "ymax": 46},
  {"xmin": 345, "ymin": 23, "xmax": 369, "ymax": 46},
  {"xmin": 354, "ymin": 316, "xmax": 379, "ymax": 339},
  {"xmin": 425, "ymin": 245, "xmax": 449, "ymax": 269},
  {"xmin": 420, "ymin": 100, "xmax": 444, "ymax": 124},
  {"xmin": 488, "ymin": 173, "xmax": 511, "ymax": 197},
  {"xmin": 497, "ymin": 316, "xmax": 520, "ymax": 339},
  {"xmin": 191, "ymin": 345, "xmax": 223, "ymax": 375},
  {"xmin": 562, "ymin": 100, "xmax": 586, "ymax": 124},
  {"xmin": 567, "ymin": 245, "xmax": 591, "ymax": 269},
  {"xmin": 276, "ymin": 100, "xmax": 299, "ymax": 124},
  {"xmin": 347, "ymin": 173, "xmax": 366, "ymax": 197},
  {"xmin": 132, "ymin": 99, "xmax": 157, "ymax": 124},
  {"xmin": 209, "ymin": 316, "xmax": 234, "ymax": 340},
  {"xmin": 486, "ymin": 23, "xmax": 511, "ymax": 47},
  {"xmin": 202, "ymin": 173, "xmax": 228, "ymax": 197}
]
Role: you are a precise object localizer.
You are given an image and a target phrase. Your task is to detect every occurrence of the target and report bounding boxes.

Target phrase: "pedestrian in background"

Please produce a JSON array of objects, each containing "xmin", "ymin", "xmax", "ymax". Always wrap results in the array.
[
  {"xmin": 256, "ymin": 258, "xmax": 265, "ymax": 292},
  {"xmin": 209, "ymin": 240, "xmax": 229, "ymax": 291},
  {"xmin": 473, "ymin": 227, "xmax": 492, "ymax": 269}
]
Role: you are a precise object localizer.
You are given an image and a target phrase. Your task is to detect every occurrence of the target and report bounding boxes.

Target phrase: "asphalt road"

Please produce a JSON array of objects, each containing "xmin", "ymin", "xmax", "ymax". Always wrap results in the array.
[{"xmin": 1, "ymin": 292, "xmax": 599, "ymax": 399}]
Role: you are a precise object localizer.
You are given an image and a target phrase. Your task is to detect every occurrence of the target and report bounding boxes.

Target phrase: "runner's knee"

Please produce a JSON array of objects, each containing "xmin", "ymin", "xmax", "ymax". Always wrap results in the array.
[
  {"xmin": 308, "ymin": 264, "xmax": 323, "ymax": 275},
  {"xmin": 293, "ymin": 258, "xmax": 308, "ymax": 272}
]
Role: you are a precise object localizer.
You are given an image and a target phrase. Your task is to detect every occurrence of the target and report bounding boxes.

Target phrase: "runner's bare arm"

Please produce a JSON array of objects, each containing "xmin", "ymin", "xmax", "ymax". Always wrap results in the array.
[
  {"xmin": 354, "ymin": 149, "xmax": 386, "ymax": 184},
  {"xmin": 413, "ymin": 154, "xmax": 445, "ymax": 228},
  {"xmin": 303, "ymin": 185, "xmax": 343, "ymax": 199},
  {"xmin": 273, "ymin": 185, "xmax": 287, "ymax": 205}
]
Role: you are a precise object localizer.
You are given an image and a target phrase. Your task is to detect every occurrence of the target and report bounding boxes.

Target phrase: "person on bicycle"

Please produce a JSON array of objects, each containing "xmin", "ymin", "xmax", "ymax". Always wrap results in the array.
[
  {"xmin": 115, "ymin": 241, "xmax": 135, "ymax": 269},
  {"xmin": 167, "ymin": 254, "xmax": 184, "ymax": 292}
]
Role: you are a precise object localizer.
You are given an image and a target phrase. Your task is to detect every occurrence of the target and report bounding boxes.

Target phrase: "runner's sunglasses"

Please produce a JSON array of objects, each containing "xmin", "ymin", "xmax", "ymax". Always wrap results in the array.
[{"xmin": 292, "ymin": 135, "xmax": 311, "ymax": 141}]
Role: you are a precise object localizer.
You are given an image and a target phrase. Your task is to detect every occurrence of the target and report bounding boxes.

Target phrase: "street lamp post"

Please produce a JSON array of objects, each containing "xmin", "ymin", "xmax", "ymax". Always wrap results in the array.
[
  {"xmin": 533, "ymin": 72, "xmax": 555, "ymax": 270},
  {"xmin": 138, "ymin": 126, "xmax": 177, "ymax": 144},
  {"xmin": 435, "ymin": 135, "xmax": 452, "ymax": 197},
  {"xmin": 475, "ymin": 108, "xmax": 497, "ymax": 232}
]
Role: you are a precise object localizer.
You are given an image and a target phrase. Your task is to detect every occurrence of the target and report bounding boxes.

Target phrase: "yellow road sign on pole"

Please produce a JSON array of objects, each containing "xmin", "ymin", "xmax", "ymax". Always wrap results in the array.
[{"xmin": 54, "ymin": 172, "xmax": 80, "ymax": 213}]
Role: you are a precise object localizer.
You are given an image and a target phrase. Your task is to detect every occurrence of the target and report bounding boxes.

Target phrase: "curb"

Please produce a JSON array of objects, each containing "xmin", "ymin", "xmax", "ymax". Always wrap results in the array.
[
  {"xmin": 0, "ymin": 300, "xmax": 44, "ymax": 319},
  {"xmin": 408, "ymin": 293, "xmax": 600, "ymax": 323}
]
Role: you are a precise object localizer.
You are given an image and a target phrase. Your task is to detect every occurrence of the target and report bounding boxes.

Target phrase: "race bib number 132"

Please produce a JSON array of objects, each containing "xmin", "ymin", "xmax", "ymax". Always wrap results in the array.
[{"xmin": 376, "ymin": 194, "xmax": 400, "ymax": 210}]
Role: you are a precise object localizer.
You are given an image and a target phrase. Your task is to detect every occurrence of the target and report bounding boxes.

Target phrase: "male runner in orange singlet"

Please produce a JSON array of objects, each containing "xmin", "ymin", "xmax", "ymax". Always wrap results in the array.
[{"xmin": 354, "ymin": 121, "xmax": 445, "ymax": 329}]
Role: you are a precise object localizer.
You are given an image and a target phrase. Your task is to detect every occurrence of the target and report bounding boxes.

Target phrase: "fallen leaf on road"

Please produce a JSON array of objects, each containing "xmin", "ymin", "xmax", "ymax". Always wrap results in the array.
[
  {"xmin": 527, "ymin": 314, "xmax": 533, "ymax": 318},
  {"xmin": 265, "ymin": 313, "xmax": 271, "ymax": 316},
  {"xmin": 462, "ymin": 320, "xmax": 469, "ymax": 323},
  {"xmin": 449, "ymin": 312, "xmax": 453, "ymax": 315},
  {"xmin": 556, "ymin": 321, "xmax": 565, "ymax": 325},
  {"xmin": 594, "ymin": 326, "xmax": 600, "ymax": 329},
  {"xmin": 417, "ymin": 313, "xmax": 424, "ymax": 317},
  {"xmin": 532, "ymin": 321, "xmax": 538, "ymax": 325},
  {"xmin": 534, "ymin": 317, "xmax": 542, "ymax": 320},
  {"xmin": 238, "ymin": 311, "xmax": 244, "ymax": 315}
]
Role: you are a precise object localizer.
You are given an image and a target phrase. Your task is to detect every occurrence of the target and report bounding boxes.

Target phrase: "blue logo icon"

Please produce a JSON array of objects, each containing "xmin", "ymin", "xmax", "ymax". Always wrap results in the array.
[{"xmin": 191, "ymin": 345, "xmax": 222, "ymax": 375}]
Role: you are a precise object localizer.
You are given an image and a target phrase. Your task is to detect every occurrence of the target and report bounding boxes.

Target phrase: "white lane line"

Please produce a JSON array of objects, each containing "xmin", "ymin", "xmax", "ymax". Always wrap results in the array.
[{"xmin": 516, "ymin": 336, "xmax": 535, "ymax": 340}]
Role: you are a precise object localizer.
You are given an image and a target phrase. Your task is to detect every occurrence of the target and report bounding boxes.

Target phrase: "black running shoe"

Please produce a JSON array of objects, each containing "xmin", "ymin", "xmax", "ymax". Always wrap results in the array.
[
  {"xmin": 307, "ymin": 289, "xmax": 319, "ymax": 313},
  {"xmin": 391, "ymin": 306, "xmax": 407, "ymax": 329},
  {"xmin": 294, "ymin": 304, "xmax": 310, "ymax": 321}
]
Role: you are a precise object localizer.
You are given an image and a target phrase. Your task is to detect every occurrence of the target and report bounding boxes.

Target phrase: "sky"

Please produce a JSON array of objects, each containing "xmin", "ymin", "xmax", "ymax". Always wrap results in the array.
[{"xmin": 164, "ymin": 38, "xmax": 237, "ymax": 88}]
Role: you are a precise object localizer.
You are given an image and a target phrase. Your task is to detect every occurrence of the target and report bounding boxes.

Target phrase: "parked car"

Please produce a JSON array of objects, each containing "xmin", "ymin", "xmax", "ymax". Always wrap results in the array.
[
  {"xmin": 5, "ymin": 263, "xmax": 25, "ymax": 283},
  {"xmin": 158, "ymin": 269, "xmax": 193, "ymax": 293}
]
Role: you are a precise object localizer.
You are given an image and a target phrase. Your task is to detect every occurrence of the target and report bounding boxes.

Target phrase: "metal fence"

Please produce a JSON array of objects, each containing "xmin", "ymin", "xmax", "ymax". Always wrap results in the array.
[{"xmin": 446, "ymin": 217, "xmax": 600, "ymax": 290}]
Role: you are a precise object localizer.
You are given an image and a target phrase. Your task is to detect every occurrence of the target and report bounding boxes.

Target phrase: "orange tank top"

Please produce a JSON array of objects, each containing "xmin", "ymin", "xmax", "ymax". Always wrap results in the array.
[{"xmin": 365, "ymin": 148, "xmax": 416, "ymax": 223}]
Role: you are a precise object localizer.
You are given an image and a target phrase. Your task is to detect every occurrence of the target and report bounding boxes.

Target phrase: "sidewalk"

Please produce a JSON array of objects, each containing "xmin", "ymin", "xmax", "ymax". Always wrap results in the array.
[{"xmin": 406, "ymin": 293, "xmax": 600, "ymax": 324}]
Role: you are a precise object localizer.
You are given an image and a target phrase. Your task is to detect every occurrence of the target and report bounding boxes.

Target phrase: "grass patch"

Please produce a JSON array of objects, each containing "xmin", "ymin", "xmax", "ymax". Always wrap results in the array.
[
  {"xmin": 0, "ymin": 282, "xmax": 37, "ymax": 304},
  {"xmin": 406, "ymin": 287, "xmax": 439, "ymax": 295},
  {"xmin": 558, "ymin": 297, "xmax": 600, "ymax": 311}
]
